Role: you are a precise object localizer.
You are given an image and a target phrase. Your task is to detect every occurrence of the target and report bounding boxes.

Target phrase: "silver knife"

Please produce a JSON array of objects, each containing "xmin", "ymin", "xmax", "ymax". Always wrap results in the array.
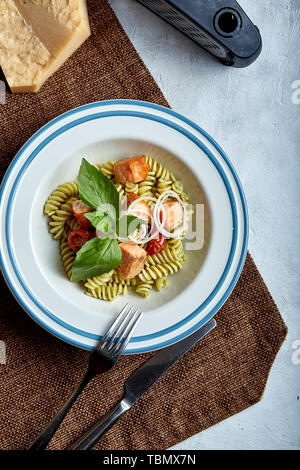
[{"xmin": 70, "ymin": 318, "xmax": 216, "ymax": 450}]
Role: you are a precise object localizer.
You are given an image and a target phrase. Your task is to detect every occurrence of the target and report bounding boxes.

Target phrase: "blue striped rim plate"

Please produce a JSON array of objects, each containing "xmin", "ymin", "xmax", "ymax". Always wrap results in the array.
[{"xmin": 0, "ymin": 100, "xmax": 248, "ymax": 353}]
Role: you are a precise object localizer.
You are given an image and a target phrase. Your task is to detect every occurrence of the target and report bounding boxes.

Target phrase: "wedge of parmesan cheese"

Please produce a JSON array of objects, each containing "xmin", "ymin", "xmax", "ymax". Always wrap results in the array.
[{"xmin": 0, "ymin": 0, "xmax": 90, "ymax": 93}]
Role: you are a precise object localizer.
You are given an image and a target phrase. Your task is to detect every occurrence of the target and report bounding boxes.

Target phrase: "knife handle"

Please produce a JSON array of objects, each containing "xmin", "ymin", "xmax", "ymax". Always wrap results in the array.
[{"xmin": 69, "ymin": 398, "xmax": 131, "ymax": 450}]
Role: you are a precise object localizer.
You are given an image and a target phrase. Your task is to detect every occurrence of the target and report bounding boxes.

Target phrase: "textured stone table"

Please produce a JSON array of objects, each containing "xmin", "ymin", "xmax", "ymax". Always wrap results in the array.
[{"xmin": 109, "ymin": 0, "xmax": 300, "ymax": 450}]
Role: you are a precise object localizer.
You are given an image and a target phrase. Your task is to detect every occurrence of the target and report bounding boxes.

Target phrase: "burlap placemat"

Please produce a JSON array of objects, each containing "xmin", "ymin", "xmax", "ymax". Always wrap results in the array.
[{"xmin": 0, "ymin": 0, "xmax": 287, "ymax": 450}]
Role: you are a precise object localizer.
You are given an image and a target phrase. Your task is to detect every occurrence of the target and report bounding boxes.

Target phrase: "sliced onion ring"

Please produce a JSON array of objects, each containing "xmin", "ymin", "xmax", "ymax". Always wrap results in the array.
[
  {"xmin": 116, "ymin": 192, "xmax": 187, "ymax": 244},
  {"xmin": 153, "ymin": 190, "xmax": 186, "ymax": 239},
  {"xmin": 116, "ymin": 195, "xmax": 157, "ymax": 244}
]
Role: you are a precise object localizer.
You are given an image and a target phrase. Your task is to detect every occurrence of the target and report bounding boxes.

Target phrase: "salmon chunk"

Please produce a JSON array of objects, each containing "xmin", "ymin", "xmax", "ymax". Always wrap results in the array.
[
  {"xmin": 118, "ymin": 242, "xmax": 147, "ymax": 280},
  {"xmin": 114, "ymin": 156, "xmax": 148, "ymax": 183},
  {"xmin": 72, "ymin": 200, "xmax": 93, "ymax": 228},
  {"xmin": 161, "ymin": 201, "xmax": 183, "ymax": 231},
  {"xmin": 127, "ymin": 192, "xmax": 151, "ymax": 223}
]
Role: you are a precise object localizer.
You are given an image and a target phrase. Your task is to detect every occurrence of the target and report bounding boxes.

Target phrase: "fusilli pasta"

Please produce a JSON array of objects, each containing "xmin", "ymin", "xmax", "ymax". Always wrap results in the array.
[
  {"xmin": 96, "ymin": 161, "xmax": 115, "ymax": 179},
  {"xmin": 125, "ymin": 182, "xmax": 139, "ymax": 195},
  {"xmin": 85, "ymin": 283, "xmax": 129, "ymax": 300},
  {"xmin": 44, "ymin": 182, "xmax": 78, "ymax": 216},
  {"xmin": 60, "ymin": 237, "xmax": 76, "ymax": 280},
  {"xmin": 136, "ymin": 280, "xmax": 154, "ymax": 297},
  {"xmin": 46, "ymin": 156, "xmax": 189, "ymax": 301},
  {"xmin": 138, "ymin": 172, "xmax": 156, "ymax": 197}
]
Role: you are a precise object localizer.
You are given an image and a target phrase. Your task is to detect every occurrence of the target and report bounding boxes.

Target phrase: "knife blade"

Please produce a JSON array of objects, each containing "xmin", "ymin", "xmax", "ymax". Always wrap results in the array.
[{"xmin": 70, "ymin": 318, "xmax": 216, "ymax": 450}]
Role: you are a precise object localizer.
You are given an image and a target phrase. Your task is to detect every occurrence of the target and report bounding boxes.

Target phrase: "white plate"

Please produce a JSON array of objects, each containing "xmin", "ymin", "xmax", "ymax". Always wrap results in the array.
[{"xmin": 0, "ymin": 100, "xmax": 248, "ymax": 353}]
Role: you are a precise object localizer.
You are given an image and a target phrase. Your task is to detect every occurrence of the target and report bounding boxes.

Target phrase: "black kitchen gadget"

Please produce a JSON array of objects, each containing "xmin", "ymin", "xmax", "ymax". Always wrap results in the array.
[{"xmin": 136, "ymin": 0, "xmax": 262, "ymax": 67}]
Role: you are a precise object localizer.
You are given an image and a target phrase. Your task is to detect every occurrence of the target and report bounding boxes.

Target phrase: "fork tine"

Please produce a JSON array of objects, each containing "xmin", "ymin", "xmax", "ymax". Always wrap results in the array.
[
  {"xmin": 109, "ymin": 307, "xmax": 139, "ymax": 355},
  {"xmin": 104, "ymin": 305, "xmax": 134, "ymax": 350},
  {"xmin": 105, "ymin": 307, "xmax": 134, "ymax": 352},
  {"xmin": 113, "ymin": 309, "xmax": 143, "ymax": 356},
  {"xmin": 97, "ymin": 303, "xmax": 129, "ymax": 348}
]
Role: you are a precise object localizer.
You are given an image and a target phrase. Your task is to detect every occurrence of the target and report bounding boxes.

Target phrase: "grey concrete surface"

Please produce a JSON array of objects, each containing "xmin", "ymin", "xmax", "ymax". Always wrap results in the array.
[{"xmin": 108, "ymin": 0, "xmax": 300, "ymax": 450}]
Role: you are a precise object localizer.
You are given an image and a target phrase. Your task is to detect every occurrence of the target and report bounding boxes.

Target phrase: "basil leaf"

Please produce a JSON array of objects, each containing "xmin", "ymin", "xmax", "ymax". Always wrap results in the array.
[
  {"xmin": 117, "ymin": 215, "xmax": 146, "ymax": 238},
  {"xmin": 84, "ymin": 212, "xmax": 106, "ymax": 227},
  {"xmin": 72, "ymin": 237, "xmax": 122, "ymax": 282},
  {"xmin": 78, "ymin": 159, "xmax": 120, "ymax": 215},
  {"xmin": 84, "ymin": 212, "xmax": 113, "ymax": 235},
  {"xmin": 85, "ymin": 203, "xmax": 117, "ymax": 236},
  {"xmin": 86, "ymin": 211, "xmax": 145, "ymax": 239}
]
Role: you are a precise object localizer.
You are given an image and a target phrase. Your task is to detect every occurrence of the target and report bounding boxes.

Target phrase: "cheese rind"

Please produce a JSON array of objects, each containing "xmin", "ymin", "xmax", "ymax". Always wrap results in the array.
[{"xmin": 0, "ymin": 0, "xmax": 90, "ymax": 93}]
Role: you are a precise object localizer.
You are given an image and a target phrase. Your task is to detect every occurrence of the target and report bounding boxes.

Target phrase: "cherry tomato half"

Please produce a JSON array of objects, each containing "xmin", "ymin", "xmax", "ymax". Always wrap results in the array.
[
  {"xmin": 146, "ymin": 233, "xmax": 166, "ymax": 256},
  {"xmin": 68, "ymin": 229, "xmax": 90, "ymax": 252}
]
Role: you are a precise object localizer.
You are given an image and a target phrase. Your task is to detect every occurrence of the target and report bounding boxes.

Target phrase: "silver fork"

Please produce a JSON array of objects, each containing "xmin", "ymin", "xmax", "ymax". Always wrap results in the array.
[{"xmin": 28, "ymin": 304, "xmax": 142, "ymax": 451}]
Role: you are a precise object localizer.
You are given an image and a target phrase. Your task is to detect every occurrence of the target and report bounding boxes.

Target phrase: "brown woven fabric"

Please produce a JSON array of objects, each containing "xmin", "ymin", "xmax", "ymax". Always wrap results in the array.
[{"xmin": 0, "ymin": 0, "xmax": 287, "ymax": 450}]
